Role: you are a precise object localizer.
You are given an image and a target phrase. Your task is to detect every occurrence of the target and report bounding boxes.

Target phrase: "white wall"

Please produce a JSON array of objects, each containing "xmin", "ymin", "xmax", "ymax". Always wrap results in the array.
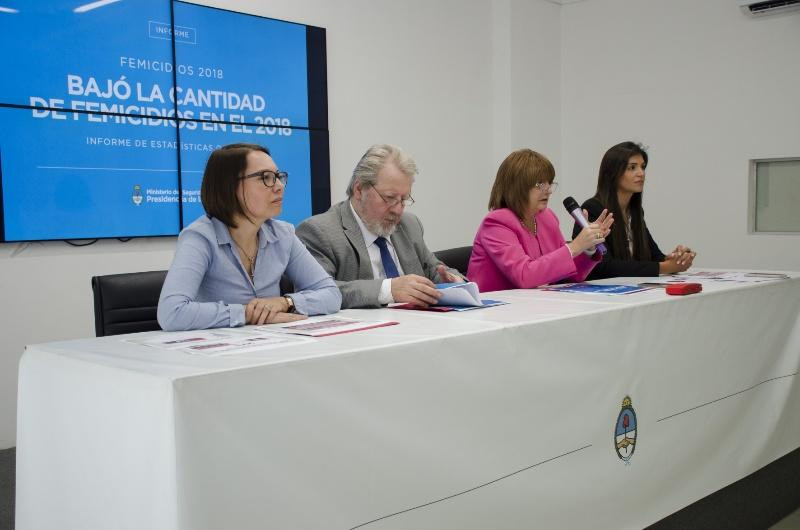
[
  {"xmin": 560, "ymin": 0, "xmax": 800, "ymax": 268},
  {"xmin": 510, "ymin": 0, "xmax": 562, "ymax": 169},
  {"xmin": 0, "ymin": 0, "xmax": 562, "ymax": 449}
]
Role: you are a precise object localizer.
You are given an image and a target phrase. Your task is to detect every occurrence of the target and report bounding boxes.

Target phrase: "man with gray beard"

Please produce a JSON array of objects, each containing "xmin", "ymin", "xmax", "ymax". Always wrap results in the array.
[{"xmin": 296, "ymin": 144, "xmax": 463, "ymax": 309}]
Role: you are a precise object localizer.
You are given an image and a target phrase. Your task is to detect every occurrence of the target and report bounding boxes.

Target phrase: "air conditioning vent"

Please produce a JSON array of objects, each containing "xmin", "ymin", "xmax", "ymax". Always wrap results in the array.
[{"xmin": 739, "ymin": 0, "xmax": 800, "ymax": 16}]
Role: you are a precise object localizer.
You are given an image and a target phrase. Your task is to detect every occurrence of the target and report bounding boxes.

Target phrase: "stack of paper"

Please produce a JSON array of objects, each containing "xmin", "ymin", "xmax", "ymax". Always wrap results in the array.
[
  {"xmin": 392, "ymin": 282, "xmax": 507, "ymax": 312},
  {"xmin": 437, "ymin": 282, "xmax": 483, "ymax": 306}
]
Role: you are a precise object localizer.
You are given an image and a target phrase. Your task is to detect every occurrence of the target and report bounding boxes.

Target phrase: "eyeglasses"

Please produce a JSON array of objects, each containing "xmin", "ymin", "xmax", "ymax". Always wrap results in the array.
[
  {"xmin": 534, "ymin": 181, "xmax": 558, "ymax": 193},
  {"xmin": 369, "ymin": 185, "xmax": 415, "ymax": 208},
  {"xmin": 241, "ymin": 169, "xmax": 289, "ymax": 188}
]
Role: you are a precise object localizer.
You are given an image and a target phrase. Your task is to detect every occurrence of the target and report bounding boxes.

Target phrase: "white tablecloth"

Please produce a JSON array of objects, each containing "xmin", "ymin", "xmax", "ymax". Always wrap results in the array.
[{"xmin": 16, "ymin": 274, "xmax": 800, "ymax": 529}]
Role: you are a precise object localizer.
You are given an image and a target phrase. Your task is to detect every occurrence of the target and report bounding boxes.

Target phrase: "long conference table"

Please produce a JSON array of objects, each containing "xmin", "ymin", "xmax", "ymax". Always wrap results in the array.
[{"xmin": 15, "ymin": 273, "xmax": 800, "ymax": 529}]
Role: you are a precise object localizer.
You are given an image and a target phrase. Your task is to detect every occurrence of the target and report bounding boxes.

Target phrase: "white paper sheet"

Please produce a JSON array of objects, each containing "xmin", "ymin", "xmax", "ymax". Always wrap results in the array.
[
  {"xmin": 125, "ymin": 328, "xmax": 313, "ymax": 356},
  {"xmin": 436, "ymin": 282, "xmax": 482, "ymax": 306},
  {"xmin": 666, "ymin": 270, "xmax": 791, "ymax": 283}
]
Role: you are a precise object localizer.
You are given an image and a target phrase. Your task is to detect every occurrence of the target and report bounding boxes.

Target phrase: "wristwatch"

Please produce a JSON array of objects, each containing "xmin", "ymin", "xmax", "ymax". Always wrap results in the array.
[{"xmin": 283, "ymin": 295, "xmax": 295, "ymax": 313}]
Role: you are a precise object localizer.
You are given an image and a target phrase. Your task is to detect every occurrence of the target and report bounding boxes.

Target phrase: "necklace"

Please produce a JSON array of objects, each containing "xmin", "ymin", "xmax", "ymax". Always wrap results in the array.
[
  {"xmin": 624, "ymin": 215, "xmax": 633, "ymax": 241},
  {"xmin": 624, "ymin": 214, "xmax": 633, "ymax": 254},
  {"xmin": 232, "ymin": 238, "xmax": 257, "ymax": 281},
  {"xmin": 524, "ymin": 217, "xmax": 538, "ymax": 235}
]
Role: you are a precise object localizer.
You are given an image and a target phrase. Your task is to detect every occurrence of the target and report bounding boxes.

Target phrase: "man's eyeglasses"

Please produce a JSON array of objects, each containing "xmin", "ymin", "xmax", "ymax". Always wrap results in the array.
[
  {"xmin": 534, "ymin": 181, "xmax": 558, "ymax": 193},
  {"xmin": 241, "ymin": 169, "xmax": 289, "ymax": 188},
  {"xmin": 369, "ymin": 185, "xmax": 415, "ymax": 208}
]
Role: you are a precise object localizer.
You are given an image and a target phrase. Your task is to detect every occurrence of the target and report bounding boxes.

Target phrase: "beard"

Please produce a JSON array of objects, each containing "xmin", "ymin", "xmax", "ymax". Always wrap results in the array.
[
  {"xmin": 363, "ymin": 217, "xmax": 399, "ymax": 238},
  {"xmin": 359, "ymin": 195, "xmax": 400, "ymax": 237}
]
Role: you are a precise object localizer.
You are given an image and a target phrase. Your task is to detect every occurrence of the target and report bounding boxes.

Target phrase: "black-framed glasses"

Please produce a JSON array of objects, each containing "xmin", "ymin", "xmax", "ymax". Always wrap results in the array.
[
  {"xmin": 368, "ymin": 185, "xmax": 414, "ymax": 208},
  {"xmin": 241, "ymin": 169, "xmax": 289, "ymax": 188},
  {"xmin": 534, "ymin": 181, "xmax": 558, "ymax": 193}
]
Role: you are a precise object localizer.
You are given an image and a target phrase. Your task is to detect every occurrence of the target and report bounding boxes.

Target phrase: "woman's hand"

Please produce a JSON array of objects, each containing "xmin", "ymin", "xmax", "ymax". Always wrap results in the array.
[
  {"xmin": 670, "ymin": 245, "xmax": 696, "ymax": 267},
  {"xmin": 245, "ymin": 297, "xmax": 307, "ymax": 325},
  {"xmin": 568, "ymin": 209, "xmax": 614, "ymax": 256},
  {"xmin": 660, "ymin": 245, "xmax": 696, "ymax": 274}
]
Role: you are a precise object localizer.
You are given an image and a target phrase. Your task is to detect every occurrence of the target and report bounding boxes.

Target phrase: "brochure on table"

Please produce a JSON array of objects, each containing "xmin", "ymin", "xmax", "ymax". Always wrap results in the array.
[
  {"xmin": 391, "ymin": 282, "xmax": 507, "ymax": 311},
  {"xmin": 437, "ymin": 282, "xmax": 484, "ymax": 306},
  {"xmin": 125, "ymin": 328, "xmax": 312, "ymax": 356},
  {"xmin": 261, "ymin": 316, "xmax": 398, "ymax": 337},
  {"xmin": 540, "ymin": 283, "xmax": 650, "ymax": 295}
]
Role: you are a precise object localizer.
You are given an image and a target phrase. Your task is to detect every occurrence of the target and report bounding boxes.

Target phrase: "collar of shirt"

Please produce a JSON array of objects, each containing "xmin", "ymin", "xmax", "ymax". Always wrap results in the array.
[{"xmin": 209, "ymin": 215, "xmax": 277, "ymax": 250}]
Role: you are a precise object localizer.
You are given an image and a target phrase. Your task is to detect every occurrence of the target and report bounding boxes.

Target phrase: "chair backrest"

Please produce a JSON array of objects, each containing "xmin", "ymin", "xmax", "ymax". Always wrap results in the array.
[
  {"xmin": 433, "ymin": 246, "xmax": 473, "ymax": 277},
  {"xmin": 91, "ymin": 270, "xmax": 167, "ymax": 337}
]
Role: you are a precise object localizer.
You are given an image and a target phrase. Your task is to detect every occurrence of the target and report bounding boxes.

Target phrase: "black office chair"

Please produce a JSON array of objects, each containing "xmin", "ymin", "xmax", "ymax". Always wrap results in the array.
[
  {"xmin": 434, "ymin": 246, "xmax": 472, "ymax": 277},
  {"xmin": 91, "ymin": 270, "xmax": 167, "ymax": 337},
  {"xmin": 92, "ymin": 270, "xmax": 296, "ymax": 336}
]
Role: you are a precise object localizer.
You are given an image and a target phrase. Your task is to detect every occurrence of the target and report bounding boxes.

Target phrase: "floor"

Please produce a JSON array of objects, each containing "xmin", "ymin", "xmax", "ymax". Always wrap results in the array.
[{"xmin": 772, "ymin": 508, "xmax": 800, "ymax": 529}]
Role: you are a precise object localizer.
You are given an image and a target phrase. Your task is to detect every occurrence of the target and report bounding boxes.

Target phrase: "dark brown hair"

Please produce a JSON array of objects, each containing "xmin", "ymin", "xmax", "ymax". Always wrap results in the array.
[
  {"xmin": 594, "ymin": 141, "xmax": 650, "ymax": 260},
  {"xmin": 488, "ymin": 149, "xmax": 555, "ymax": 219},
  {"xmin": 200, "ymin": 143, "xmax": 270, "ymax": 228}
]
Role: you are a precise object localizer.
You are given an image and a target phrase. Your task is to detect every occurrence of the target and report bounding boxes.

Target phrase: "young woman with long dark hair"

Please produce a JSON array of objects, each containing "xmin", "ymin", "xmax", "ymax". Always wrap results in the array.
[{"xmin": 573, "ymin": 142, "xmax": 695, "ymax": 279}]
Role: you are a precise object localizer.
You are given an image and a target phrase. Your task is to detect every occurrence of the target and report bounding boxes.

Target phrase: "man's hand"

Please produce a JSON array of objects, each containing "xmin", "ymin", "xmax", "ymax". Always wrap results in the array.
[
  {"xmin": 437, "ymin": 264, "xmax": 465, "ymax": 283},
  {"xmin": 391, "ymin": 274, "xmax": 442, "ymax": 307}
]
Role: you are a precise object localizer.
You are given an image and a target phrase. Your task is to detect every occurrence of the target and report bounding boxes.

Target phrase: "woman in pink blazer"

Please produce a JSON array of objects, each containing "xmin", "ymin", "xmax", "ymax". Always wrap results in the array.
[{"xmin": 467, "ymin": 149, "xmax": 613, "ymax": 292}]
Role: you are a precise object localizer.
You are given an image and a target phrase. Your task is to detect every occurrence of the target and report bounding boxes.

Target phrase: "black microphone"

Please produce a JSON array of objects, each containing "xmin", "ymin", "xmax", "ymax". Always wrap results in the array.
[{"xmin": 563, "ymin": 196, "xmax": 607, "ymax": 256}]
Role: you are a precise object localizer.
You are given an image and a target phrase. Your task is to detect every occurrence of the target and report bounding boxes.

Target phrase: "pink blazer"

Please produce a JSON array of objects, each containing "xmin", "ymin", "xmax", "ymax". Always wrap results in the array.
[{"xmin": 467, "ymin": 208, "xmax": 599, "ymax": 292}]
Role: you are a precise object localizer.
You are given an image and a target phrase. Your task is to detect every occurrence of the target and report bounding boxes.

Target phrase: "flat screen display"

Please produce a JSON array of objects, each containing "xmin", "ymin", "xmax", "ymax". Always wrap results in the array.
[{"xmin": 0, "ymin": 0, "xmax": 329, "ymax": 242}]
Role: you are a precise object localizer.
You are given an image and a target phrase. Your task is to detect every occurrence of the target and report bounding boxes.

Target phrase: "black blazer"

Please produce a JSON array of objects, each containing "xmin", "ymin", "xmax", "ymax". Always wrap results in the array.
[{"xmin": 572, "ymin": 197, "xmax": 665, "ymax": 280}]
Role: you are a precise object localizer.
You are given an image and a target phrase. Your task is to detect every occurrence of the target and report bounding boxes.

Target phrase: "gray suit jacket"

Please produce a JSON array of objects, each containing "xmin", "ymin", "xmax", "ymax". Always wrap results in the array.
[{"xmin": 296, "ymin": 200, "xmax": 452, "ymax": 308}]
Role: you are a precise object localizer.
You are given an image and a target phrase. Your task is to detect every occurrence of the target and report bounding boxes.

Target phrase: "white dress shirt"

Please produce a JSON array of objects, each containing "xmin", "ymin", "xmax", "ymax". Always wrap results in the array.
[{"xmin": 349, "ymin": 201, "xmax": 405, "ymax": 305}]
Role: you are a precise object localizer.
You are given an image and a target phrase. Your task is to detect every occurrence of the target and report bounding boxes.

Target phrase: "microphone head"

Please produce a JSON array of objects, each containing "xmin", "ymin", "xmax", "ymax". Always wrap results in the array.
[{"xmin": 563, "ymin": 196, "xmax": 579, "ymax": 212}]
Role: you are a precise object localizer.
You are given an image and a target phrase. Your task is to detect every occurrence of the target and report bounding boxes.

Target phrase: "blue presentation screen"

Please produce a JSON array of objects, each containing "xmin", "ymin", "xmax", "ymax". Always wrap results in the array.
[
  {"xmin": 0, "ymin": 107, "xmax": 181, "ymax": 240},
  {"xmin": 0, "ymin": 0, "xmax": 174, "ymax": 108},
  {"xmin": 0, "ymin": 0, "xmax": 329, "ymax": 242},
  {"xmin": 172, "ymin": 2, "xmax": 310, "ymax": 128}
]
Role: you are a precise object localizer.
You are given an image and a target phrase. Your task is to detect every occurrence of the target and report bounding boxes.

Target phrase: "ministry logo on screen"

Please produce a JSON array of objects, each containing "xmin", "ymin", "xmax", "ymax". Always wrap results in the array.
[
  {"xmin": 614, "ymin": 396, "xmax": 637, "ymax": 463},
  {"xmin": 132, "ymin": 185, "xmax": 143, "ymax": 206}
]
